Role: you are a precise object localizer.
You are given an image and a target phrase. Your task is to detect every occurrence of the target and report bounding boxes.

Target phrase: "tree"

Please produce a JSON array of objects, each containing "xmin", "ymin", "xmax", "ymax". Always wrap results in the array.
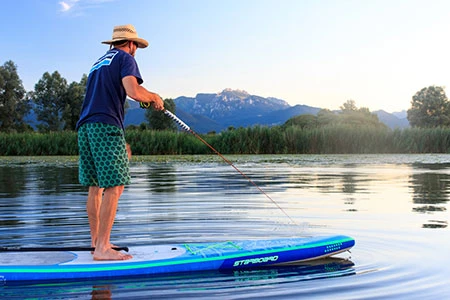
[
  {"xmin": 407, "ymin": 86, "xmax": 450, "ymax": 128},
  {"xmin": 145, "ymin": 98, "xmax": 177, "ymax": 130},
  {"xmin": 282, "ymin": 114, "xmax": 318, "ymax": 129},
  {"xmin": 0, "ymin": 60, "xmax": 30, "ymax": 132},
  {"xmin": 317, "ymin": 109, "xmax": 338, "ymax": 126},
  {"xmin": 62, "ymin": 74, "xmax": 87, "ymax": 130},
  {"xmin": 340, "ymin": 99, "xmax": 358, "ymax": 112},
  {"xmin": 33, "ymin": 71, "xmax": 68, "ymax": 131},
  {"xmin": 283, "ymin": 101, "xmax": 386, "ymax": 130},
  {"xmin": 339, "ymin": 100, "xmax": 385, "ymax": 128}
]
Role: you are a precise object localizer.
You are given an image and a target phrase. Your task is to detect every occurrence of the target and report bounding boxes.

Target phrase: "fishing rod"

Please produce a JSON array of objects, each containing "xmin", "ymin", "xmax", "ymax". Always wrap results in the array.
[{"xmin": 163, "ymin": 109, "xmax": 296, "ymax": 224}]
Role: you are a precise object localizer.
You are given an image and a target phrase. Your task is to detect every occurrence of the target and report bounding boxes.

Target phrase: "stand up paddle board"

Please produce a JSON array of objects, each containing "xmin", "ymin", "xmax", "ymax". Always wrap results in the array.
[{"xmin": 0, "ymin": 235, "xmax": 354, "ymax": 283}]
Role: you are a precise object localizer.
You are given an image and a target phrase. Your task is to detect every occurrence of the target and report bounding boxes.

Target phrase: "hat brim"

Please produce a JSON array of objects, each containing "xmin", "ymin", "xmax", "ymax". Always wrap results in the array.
[{"xmin": 101, "ymin": 37, "xmax": 149, "ymax": 48}]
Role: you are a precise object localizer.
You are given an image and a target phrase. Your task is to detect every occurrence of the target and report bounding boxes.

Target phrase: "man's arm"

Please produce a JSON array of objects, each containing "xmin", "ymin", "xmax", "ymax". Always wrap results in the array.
[{"xmin": 122, "ymin": 75, "xmax": 164, "ymax": 110}]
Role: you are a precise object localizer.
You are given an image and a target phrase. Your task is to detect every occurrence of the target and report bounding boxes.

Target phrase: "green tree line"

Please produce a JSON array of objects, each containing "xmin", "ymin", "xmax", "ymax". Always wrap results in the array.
[
  {"xmin": 3, "ymin": 60, "xmax": 450, "ymax": 155},
  {"xmin": 0, "ymin": 60, "xmax": 172, "ymax": 132}
]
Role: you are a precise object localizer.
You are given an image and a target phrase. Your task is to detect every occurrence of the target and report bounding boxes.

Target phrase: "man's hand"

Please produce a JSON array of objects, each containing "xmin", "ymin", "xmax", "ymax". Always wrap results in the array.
[
  {"xmin": 151, "ymin": 94, "xmax": 164, "ymax": 111},
  {"xmin": 139, "ymin": 95, "xmax": 164, "ymax": 110},
  {"xmin": 126, "ymin": 143, "xmax": 132, "ymax": 160}
]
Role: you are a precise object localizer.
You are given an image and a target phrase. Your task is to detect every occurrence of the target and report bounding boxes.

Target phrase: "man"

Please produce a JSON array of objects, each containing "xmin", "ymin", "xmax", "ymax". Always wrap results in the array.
[{"xmin": 76, "ymin": 24, "xmax": 164, "ymax": 261}]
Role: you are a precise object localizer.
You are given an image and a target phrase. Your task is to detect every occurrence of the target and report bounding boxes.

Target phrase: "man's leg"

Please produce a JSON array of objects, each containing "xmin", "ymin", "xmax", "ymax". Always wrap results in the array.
[
  {"xmin": 86, "ymin": 186, "xmax": 104, "ymax": 248},
  {"xmin": 93, "ymin": 185, "xmax": 132, "ymax": 261}
]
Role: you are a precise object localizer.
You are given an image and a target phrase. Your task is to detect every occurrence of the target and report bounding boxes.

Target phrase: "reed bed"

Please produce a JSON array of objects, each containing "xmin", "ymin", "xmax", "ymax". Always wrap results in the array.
[
  {"xmin": 2, "ymin": 126, "xmax": 450, "ymax": 156},
  {"xmin": 0, "ymin": 131, "xmax": 78, "ymax": 156}
]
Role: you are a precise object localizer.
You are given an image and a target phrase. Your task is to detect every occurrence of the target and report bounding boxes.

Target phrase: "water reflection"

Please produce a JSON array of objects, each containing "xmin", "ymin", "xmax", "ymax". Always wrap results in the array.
[
  {"xmin": 0, "ymin": 167, "xmax": 28, "ymax": 198},
  {"xmin": 410, "ymin": 172, "xmax": 450, "ymax": 206},
  {"xmin": 0, "ymin": 165, "xmax": 81, "ymax": 198},
  {"xmin": 1, "ymin": 159, "xmax": 450, "ymax": 231},
  {"xmin": 141, "ymin": 164, "xmax": 178, "ymax": 193},
  {"xmin": 0, "ymin": 258, "xmax": 355, "ymax": 299},
  {"xmin": 410, "ymin": 171, "xmax": 449, "ymax": 228}
]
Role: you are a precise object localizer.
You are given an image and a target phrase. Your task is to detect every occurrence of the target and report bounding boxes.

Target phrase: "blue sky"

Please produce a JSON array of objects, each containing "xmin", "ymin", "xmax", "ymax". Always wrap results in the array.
[{"xmin": 2, "ymin": 0, "xmax": 450, "ymax": 113}]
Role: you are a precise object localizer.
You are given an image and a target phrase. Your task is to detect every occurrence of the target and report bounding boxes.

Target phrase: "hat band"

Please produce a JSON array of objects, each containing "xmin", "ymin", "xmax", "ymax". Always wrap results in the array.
[{"xmin": 114, "ymin": 27, "xmax": 136, "ymax": 34}]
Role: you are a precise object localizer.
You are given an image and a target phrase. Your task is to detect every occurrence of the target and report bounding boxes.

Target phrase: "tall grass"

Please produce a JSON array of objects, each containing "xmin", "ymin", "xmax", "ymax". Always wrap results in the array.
[
  {"xmin": 125, "ymin": 130, "xmax": 207, "ymax": 155},
  {"xmin": 210, "ymin": 126, "xmax": 285, "ymax": 154},
  {"xmin": 2, "ymin": 126, "xmax": 450, "ymax": 156},
  {"xmin": 0, "ymin": 131, "xmax": 78, "ymax": 155},
  {"xmin": 390, "ymin": 127, "xmax": 450, "ymax": 153}
]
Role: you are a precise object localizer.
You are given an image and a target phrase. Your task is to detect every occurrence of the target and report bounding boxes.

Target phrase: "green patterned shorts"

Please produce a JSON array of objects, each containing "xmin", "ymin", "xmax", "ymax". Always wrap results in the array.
[{"xmin": 78, "ymin": 123, "xmax": 131, "ymax": 188}]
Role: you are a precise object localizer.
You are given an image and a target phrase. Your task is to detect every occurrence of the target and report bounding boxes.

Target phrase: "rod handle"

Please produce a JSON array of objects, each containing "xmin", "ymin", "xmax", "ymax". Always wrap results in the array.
[{"xmin": 164, "ymin": 110, "xmax": 191, "ymax": 131}]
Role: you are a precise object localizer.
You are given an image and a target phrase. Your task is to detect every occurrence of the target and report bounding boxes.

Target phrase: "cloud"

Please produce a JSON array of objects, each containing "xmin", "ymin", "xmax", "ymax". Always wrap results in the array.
[
  {"xmin": 59, "ymin": 1, "xmax": 77, "ymax": 12},
  {"xmin": 58, "ymin": 0, "xmax": 112, "ymax": 15}
]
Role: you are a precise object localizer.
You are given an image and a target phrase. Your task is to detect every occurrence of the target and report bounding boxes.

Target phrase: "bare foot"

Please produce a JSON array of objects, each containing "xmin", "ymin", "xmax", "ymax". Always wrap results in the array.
[
  {"xmin": 93, "ymin": 248, "xmax": 133, "ymax": 261},
  {"xmin": 91, "ymin": 243, "xmax": 119, "ymax": 254}
]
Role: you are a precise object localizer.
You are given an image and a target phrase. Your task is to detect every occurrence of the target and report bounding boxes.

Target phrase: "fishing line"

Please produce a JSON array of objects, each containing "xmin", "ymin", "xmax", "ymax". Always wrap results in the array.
[{"xmin": 163, "ymin": 109, "xmax": 296, "ymax": 225}]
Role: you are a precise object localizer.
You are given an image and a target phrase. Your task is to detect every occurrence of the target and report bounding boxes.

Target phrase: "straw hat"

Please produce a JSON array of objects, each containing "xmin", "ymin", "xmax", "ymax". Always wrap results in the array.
[{"xmin": 101, "ymin": 24, "xmax": 149, "ymax": 48}]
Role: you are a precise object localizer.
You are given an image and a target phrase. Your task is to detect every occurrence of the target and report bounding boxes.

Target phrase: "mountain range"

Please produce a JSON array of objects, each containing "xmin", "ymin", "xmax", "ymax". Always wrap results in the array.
[{"xmin": 125, "ymin": 89, "xmax": 409, "ymax": 133}]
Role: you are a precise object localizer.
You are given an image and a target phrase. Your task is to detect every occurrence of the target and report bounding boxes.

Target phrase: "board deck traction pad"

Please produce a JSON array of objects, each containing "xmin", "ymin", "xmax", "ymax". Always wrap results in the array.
[{"xmin": 0, "ymin": 235, "xmax": 355, "ymax": 282}]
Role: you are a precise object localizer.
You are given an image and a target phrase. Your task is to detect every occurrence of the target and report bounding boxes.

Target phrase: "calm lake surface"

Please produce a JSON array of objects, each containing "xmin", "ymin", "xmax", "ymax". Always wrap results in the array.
[{"xmin": 0, "ymin": 154, "xmax": 449, "ymax": 299}]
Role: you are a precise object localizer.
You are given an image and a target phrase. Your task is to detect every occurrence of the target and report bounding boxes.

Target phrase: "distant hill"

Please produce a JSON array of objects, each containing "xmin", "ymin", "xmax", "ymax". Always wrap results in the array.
[
  {"xmin": 373, "ymin": 110, "xmax": 409, "ymax": 129},
  {"xmin": 123, "ymin": 89, "xmax": 410, "ymax": 132},
  {"xmin": 392, "ymin": 110, "xmax": 408, "ymax": 120},
  {"xmin": 124, "ymin": 100, "xmax": 145, "ymax": 126},
  {"xmin": 23, "ymin": 88, "xmax": 409, "ymax": 133},
  {"xmin": 170, "ymin": 89, "xmax": 324, "ymax": 132},
  {"xmin": 174, "ymin": 89, "xmax": 291, "ymax": 126}
]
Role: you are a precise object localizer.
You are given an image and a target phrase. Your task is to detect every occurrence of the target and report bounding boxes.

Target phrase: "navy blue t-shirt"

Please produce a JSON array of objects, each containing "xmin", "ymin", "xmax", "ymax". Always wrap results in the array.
[{"xmin": 76, "ymin": 49, "xmax": 143, "ymax": 130}]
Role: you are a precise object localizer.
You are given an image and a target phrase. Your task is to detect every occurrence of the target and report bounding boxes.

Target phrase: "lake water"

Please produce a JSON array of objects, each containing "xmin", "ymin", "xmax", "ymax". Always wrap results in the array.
[{"xmin": 0, "ymin": 154, "xmax": 449, "ymax": 299}]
